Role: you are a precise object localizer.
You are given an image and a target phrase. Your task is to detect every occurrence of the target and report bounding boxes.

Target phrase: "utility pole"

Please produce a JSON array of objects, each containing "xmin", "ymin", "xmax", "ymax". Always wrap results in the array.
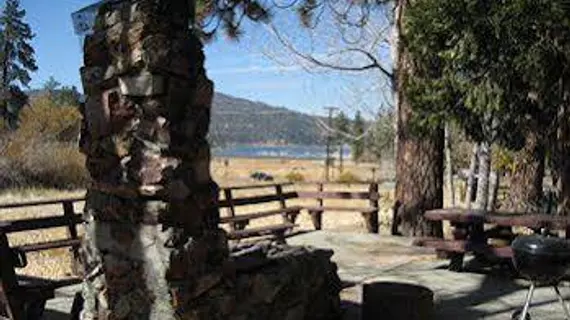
[{"xmin": 324, "ymin": 106, "xmax": 338, "ymax": 181}]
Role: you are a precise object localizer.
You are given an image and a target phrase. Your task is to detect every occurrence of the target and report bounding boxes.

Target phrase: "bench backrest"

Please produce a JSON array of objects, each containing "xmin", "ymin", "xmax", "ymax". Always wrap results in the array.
[
  {"xmin": 296, "ymin": 182, "xmax": 380, "ymax": 207},
  {"xmin": 218, "ymin": 183, "xmax": 297, "ymax": 222},
  {"xmin": 0, "ymin": 198, "xmax": 84, "ymax": 266}
]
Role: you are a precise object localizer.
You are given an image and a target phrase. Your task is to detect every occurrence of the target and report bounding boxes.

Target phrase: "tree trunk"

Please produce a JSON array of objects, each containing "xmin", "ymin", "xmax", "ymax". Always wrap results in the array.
[
  {"xmin": 474, "ymin": 142, "xmax": 491, "ymax": 211},
  {"xmin": 444, "ymin": 123, "xmax": 455, "ymax": 207},
  {"xmin": 505, "ymin": 131, "xmax": 545, "ymax": 213},
  {"xmin": 488, "ymin": 170, "xmax": 500, "ymax": 211},
  {"xmin": 465, "ymin": 144, "xmax": 480, "ymax": 209},
  {"xmin": 339, "ymin": 143, "xmax": 344, "ymax": 174},
  {"xmin": 556, "ymin": 98, "xmax": 570, "ymax": 216},
  {"xmin": 393, "ymin": 0, "xmax": 444, "ymax": 238}
]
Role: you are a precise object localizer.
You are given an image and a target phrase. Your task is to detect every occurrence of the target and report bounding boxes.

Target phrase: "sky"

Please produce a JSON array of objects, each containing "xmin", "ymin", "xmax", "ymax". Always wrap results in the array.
[{"xmin": 11, "ymin": 0, "xmax": 392, "ymax": 119}]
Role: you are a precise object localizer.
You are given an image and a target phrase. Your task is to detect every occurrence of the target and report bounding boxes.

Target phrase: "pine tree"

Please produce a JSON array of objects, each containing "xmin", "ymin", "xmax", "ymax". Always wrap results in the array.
[
  {"xmin": 0, "ymin": 0, "xmax": 37, "ymax": 128},
  {"xmin": 351, "ymin": 111, "xmax": 365, "ymax": 162}
]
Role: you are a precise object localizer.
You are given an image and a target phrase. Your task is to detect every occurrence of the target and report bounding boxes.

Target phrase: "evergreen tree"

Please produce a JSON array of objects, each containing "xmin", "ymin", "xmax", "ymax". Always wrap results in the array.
[
  {"xmin": 0, "ymin": 0, "xmax": 37, "ymax": 128},
  {"xmin": 42, "ymin": 76, "xmax": 82, "ymax": 107},
  {"xmin": 351, "ymin": 111, "xmax": 365, "ymax": 162}
]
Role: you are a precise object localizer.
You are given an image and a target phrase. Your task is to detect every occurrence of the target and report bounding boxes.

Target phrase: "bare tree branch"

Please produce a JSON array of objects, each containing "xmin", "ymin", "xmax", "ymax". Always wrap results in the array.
[{"xmin": 266, "ymin": 23, "xmax": 393, "ymax": 79}]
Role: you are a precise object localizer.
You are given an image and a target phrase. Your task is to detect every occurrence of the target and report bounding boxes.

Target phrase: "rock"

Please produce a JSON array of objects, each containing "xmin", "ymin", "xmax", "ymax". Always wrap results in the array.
[{"xmin": 118, "ymin": 72, "xmax": 165, "ymax": 96}]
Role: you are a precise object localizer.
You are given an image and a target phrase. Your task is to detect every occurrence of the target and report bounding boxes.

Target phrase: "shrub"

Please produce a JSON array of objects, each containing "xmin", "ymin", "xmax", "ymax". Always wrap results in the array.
[
  {"xmin": 0, "ymin": 93, "xmax": 87, "ymax": 190},
  {"xmin": 285, "ymin": 171, "xmax": 305, "ymax": 182},
  {"xmin": 336, "ymin": 170, "xmax": 362, "ymax": 184},
  {"xmin": 19, "ymin": 142, "xmax": 88, "ymax": 189}
]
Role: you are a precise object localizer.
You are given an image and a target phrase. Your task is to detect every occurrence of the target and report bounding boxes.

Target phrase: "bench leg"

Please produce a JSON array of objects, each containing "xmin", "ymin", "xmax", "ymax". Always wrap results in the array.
[
  {"xmin": 70, "ymin": 291, "xmax": 84, "ymax": 320},
  {"xmin": 25, "ymin": 299, "xmax": 46, "ymax": 320},
  {"xmin": 235, "ymin": 220, "xmax": 249, "ymax": 231},
  {"xmin": 309, "ymin": 211, "xmax": 323, "ymax": 230},
  {"xmin": 274, "ymin": 231, "xmax": 287, "ymax": 244},
  {"xmin": 449, "ymin": 254, "xmax": 465, "ymax": 272},
  {"xmin": 283, "ymin": 212, "xmax": 299, "ymax": 224},
  {"xmin": 362, "ymin": 211, "xmax": 379, "ymax": 234},
  {"xmin": 449, "ymin": 223, "xmax": 468, "ymax": 272}
]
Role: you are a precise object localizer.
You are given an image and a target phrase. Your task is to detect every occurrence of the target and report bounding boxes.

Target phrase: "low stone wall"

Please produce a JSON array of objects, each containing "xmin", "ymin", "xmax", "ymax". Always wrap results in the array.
[{"xmin": 187, "ymin": 243, "xmax": 343, "ymax": 320}]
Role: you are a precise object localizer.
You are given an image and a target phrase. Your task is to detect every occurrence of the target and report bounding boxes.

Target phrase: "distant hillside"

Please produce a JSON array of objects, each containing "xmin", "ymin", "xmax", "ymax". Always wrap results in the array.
[{"xmin": 209, "ymin": 92, "xmax": 326, "ymax": 146}]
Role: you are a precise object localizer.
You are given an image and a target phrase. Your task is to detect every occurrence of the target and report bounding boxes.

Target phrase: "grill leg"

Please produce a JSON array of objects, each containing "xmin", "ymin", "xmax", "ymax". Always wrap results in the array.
[
  {"xmin": 553, "ymin": 285, "xmax": 570, "ymax": 320},
  {"xmin": 519, "ymin": 283, "xmax": 536, "ymax": 320}
]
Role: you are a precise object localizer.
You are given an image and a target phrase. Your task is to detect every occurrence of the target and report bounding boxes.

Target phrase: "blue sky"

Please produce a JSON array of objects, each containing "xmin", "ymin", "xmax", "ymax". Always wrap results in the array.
[{"xmin": 13, "ymin": 0, "xmax": 392, "ymax": 118}]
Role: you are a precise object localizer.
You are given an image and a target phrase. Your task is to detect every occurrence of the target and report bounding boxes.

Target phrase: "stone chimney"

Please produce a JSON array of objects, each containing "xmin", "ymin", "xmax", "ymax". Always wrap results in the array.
[{"xmin": 77, "ymin": 1, "xmax": 228, "ymax": 318}]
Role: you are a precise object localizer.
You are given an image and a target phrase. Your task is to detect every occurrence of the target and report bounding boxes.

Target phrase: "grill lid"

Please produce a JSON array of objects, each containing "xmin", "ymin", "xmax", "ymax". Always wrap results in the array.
[{"xmin": 512, "ymin": 235, "xmax": 570, "ymax": 257}]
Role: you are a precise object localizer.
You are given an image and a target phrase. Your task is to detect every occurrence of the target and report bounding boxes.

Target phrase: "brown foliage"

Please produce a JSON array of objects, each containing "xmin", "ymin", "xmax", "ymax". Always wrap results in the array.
[{"xmin": 0, "ymin": 94, "xmax": 88, "ymax": 190}]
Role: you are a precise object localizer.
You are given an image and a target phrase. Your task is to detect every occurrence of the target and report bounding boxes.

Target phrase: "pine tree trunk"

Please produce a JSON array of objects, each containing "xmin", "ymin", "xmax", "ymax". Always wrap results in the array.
[
  {"xmin": 556, "ymin": 95, "xmax": 570, "ymax": 216},
  {"xmin": 505, "ymin": 131, "xmax": 545, "ymax": 213},
  {"xmin": 393, "ymin": 0, "xmax": 444, "ymax": 238},
  {"xmin": 474, "ymin": 142, "xmax": 491, "ymax": 211},
  {"xmin": 465, "ymin": 144, "xmax": 480, "ymax": 209},
  {"xmin": 444, "ymin": 123, "xmax": 455, "ymax": 207}
]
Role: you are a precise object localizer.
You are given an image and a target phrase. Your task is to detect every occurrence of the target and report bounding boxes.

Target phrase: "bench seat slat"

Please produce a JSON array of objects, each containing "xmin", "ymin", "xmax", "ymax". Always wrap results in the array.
[
  {"xmin": 16, "ymin": 238, "xmax": 82, "ymax": 253},
  {"xmin": 220, "ymin": 206, "xmax": 302, "ymax": 224},
  {"xmin": 305, "ymin": 206, "xmax": 378, "ymax": 214},
  {"xmin": 227, "ymin": 223, "xmax": 295, "ymax": 240}
]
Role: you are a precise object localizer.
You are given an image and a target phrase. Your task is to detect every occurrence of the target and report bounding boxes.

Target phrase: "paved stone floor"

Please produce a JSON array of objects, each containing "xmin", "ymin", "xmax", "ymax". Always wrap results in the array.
[{"xmin": 45, "ymin": 231, "xmax": 570, "ymax": 319}]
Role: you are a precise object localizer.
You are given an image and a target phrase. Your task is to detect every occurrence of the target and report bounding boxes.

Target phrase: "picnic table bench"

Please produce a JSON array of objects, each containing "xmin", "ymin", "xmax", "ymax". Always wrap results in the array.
[
  {"xmin": 414, "ymin": 208, "xmax": 570, "ymax": 271},
  {"xmin": 296, "ymin": 182, "xmax": 380, "ymax": 233},
  {"xmin": 218, "ymin": 183, "xmax": 301, "ymax": 243},
  {"xmin": 0, "ymin": 197, "xmax": 85, "ymax": 320}
]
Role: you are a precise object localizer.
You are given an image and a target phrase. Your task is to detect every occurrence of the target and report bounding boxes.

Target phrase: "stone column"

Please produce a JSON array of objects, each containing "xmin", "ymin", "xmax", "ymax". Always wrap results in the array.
[{"xmin": 77, "ymin": 1, "xmax": 229, "ymax": 319}]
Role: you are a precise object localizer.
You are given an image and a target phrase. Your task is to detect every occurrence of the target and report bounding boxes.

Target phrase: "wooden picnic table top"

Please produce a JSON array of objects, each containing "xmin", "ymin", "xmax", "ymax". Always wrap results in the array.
[{"xmin": 425, "ymin": 208, "xmax": 570, "ymax": 230}]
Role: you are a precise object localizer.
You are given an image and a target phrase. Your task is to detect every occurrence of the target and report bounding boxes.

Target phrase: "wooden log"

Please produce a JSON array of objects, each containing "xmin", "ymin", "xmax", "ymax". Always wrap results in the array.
[{"xmin": 361, "ymin": 282, "xmax": 434, "ymax": 320}]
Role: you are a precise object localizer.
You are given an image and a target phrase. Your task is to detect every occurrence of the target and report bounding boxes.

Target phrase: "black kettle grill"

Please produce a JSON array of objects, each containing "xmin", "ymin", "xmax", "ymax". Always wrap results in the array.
[{"xmin": 511, "ymin": 233, "xmax": 570, "ymax": 320}]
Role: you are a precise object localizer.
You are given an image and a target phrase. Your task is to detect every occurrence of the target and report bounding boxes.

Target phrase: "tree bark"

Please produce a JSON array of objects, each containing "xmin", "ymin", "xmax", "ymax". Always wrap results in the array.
[
  {"xmin": 488, "ymin": 170, "xmax": 500, "ymax": 211},
  {"xmin": 505, "ymin": 131, "xmax": 545, "ymax": 213},
  {"xmin": 393, "ymin": 0, "xmax": 444, "ymax": 238},
  {"xmin": 474, "ymin": 142, "xmax": 491, "ymax": 211},
  {"xmin": 444, "ymin": 123, "xmax": 455, "ymax": 206},
  {"xmin": 465, "ymin": 144, "xmax": 480, "ymax": 209},
  {"xmin": 556, "ymin": 96, "xmax": 570, "ymax": 216}
]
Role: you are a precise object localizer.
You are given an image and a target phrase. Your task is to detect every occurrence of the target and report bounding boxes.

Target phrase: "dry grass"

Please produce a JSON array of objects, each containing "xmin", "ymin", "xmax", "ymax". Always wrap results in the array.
[{"xmin": 0, "ymin": 157, "xmax": 396, "ymax": 280}]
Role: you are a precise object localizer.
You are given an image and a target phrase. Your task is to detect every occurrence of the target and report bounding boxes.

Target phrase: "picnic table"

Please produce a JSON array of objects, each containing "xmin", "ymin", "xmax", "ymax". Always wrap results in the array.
[{"xmin": 414, "ymin": 208, "xmax": 570, "ymax": 271}]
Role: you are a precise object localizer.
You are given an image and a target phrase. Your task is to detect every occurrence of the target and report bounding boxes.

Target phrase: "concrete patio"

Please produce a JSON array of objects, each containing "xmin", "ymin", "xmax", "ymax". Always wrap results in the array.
[{"xmin": 44, "ymin": 231, "xmax": 570, "ymax": 319}]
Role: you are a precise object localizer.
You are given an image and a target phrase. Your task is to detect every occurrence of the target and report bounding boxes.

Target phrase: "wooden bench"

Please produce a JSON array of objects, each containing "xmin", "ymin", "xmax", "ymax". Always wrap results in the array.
[
  {"xmin": 297, "ymin": 182, "xmax": 380, "ymax": 233},
  {"xmin": 218, "ymin": 183, "xmax": 301, "ymax": 243},
  {"xmin": 414, "ymin": 208, "xmax": 570, "ymax": 271},
  {"xmin": 0, "ymin": 197, "xmax": 85, "ymax": 320}
]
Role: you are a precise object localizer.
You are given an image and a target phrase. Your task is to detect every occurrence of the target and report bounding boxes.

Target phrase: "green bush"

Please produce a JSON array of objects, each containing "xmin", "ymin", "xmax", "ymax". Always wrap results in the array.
[
  {"xmin": 285, "ymin": 171, "xmax": 305, "ymax": 182},
  {"xmin": 336, "ymin": 170, "xmax": 362, "ymax": 184}
]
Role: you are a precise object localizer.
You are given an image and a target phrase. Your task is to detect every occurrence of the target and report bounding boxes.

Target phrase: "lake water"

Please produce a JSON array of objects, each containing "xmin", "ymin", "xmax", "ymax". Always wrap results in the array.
[{"xmin": 212, "ymin": 144, "xmax": 352, "ymax": 160}]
